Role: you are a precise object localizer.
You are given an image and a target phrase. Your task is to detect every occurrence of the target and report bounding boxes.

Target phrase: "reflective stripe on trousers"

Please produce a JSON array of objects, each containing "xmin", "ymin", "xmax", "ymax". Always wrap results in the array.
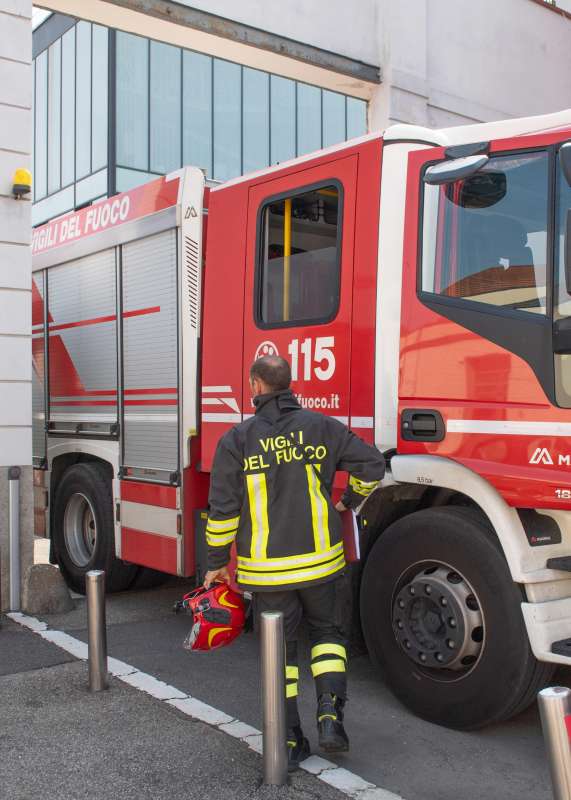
[{"xmin": 311, "ymin": 642, "xmax": 347, "ymax": 679}]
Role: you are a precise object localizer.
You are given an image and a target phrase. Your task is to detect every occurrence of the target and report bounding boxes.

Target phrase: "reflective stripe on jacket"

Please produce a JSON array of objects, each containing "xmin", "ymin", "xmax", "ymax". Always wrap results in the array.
[{"xmin": 206, "ymin": 389, "xmax": 385, "ymax": 591}]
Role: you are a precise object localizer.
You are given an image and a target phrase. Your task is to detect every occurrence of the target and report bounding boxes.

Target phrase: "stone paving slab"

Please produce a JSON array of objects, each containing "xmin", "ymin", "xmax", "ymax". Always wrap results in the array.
[{"xmin": 0, "ymin": 655, "xmax": 348, "ymax": 800}]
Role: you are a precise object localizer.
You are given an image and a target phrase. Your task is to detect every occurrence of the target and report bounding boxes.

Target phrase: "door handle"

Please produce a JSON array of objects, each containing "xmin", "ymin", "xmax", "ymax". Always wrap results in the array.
[{"xmin": 401, "ymin": 409, "xmax": 445, "ymax": 442}]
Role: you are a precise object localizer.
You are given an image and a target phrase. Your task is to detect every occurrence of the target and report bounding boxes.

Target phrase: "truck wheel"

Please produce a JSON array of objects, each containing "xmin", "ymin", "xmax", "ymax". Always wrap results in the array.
[
  {"xmin": 53, "ymin": 463, "xmax": 137, "ymax": 595},
  {"xmin": 360, "ymin": 506, "xmax": 554, "ymax": 729}
]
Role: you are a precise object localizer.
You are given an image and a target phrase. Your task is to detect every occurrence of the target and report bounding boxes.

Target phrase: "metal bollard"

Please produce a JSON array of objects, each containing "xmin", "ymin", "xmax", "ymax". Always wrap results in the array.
[
  {"xmin": 539, "ymin": 686, "xmax": 571, "ymax": 800},
  {"xmin": 260, "ymin": 611, "xmax": 288, "ymax": 785},
  {"xmin": 86, "ymin": 570, "xmax": 108, "ymax": 692},
  {"xmin": 8, "ymin": 467, "xmax": 21, "ymax": 612}
]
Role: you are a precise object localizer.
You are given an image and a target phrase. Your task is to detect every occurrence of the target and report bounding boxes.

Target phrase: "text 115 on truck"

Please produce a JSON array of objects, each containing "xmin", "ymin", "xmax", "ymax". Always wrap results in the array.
[{"xmin": 31, "ymin": 108, "xmax": 571, "ymax": 730}]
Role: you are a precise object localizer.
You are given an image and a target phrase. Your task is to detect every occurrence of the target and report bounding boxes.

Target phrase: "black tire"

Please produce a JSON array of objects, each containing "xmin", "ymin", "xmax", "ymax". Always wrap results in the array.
[
  {"xmin": 360, "ymin": 506, "xmax": 555, "ymax": 730},
  {"xmin": 52, "ymin": 463, "xmax": 138, "ymax": 594}
]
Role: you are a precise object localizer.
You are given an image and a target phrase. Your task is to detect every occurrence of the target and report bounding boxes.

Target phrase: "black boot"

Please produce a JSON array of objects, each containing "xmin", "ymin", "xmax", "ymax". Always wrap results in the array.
[
  {"xmin": 287, "ymin": 725, "xmax": 310, "ymax": 772},
  {"xmin": 317, "ymin": 694, "xmax": 349, "ymax": 753}
]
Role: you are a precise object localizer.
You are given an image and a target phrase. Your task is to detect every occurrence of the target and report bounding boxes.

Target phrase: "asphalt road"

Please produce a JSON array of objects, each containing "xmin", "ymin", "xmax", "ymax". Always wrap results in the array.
[{"xmin": 37, "ymin": 577, "xmax": 559, "ymax": 800}]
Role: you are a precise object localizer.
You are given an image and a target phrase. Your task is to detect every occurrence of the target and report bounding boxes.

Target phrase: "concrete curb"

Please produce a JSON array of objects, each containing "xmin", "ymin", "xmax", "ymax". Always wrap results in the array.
[{"xmin": 7, "ymin": 611, "xmax": 405, "ymax": 800}]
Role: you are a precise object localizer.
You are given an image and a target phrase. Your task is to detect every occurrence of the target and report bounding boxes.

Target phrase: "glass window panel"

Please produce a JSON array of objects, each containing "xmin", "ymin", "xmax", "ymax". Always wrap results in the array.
[
  {"xmin": 213, "ymin": 59, "xmax": 241, "ymax": 181},
  {"xmin": 421, "ymin": 152, "xmax": 549, "ymax": 314},
  {"xmin": 61, "ymin": 27, "xmax": 75, "ymax": 188},
  {"xmin": 116, "ymin": 167, "xmax": 156, "ymax": 193},
  {"xmin": 75, "ymin": 21, "xmax": 92, "ymax": 180},
  {"xmin": 347, "ymin": 97, "xmax": 367, "ymax": 139},
  {"xmin": 270, "ymin": 75, "xmax": 295, "ymax": 165},
  {"xmin": 297, "ymin": 83, "xmax": 321, "ymax": 156},
  {"xmin": 258, "ymin": 186, "xmax": 341, "ymax": 325},
  {"xmin": 182, "ymin": 51, "xmax": 212, "ymax": 175},
  {"xmin": 34, "ymin": 51, "xmax": 48, "ymax": 200},
  {"xmin": 150, "ymin": 41, "xmax": 181, "ymax": 174},
  {"xmin": 242, "ymin": 67, "xmax": 269, "ymax": 174},
  {"xmin": 47, "ymin": 40, "xmax": 61, "ymax": 194},
  {"xmin": 116, "ymin": 32, "xmax": 149, "ymax": 171},
  {"xmin": 32, "ymin": 185, "xmax": 74, "ymax": 227},
  {"xmin": 556, "ymin": 167, "xmax": 571, "ymax": 320},
  {"xmin": 322, "ymin": 90, "xmax": 346, "ymax": 148},
  {"xmin": 91, "ymin": 25, "xmax": 108, "ymax": 173},
  {"xmin": 75, "ymin": 168, "xmax": 107, "ymax": 206}
]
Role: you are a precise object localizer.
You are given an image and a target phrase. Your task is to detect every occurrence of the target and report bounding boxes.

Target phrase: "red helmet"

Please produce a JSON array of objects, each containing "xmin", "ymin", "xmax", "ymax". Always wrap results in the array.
[{"xmin": 181, "ymin": 582, "xmax": 245, "ymax": 652}]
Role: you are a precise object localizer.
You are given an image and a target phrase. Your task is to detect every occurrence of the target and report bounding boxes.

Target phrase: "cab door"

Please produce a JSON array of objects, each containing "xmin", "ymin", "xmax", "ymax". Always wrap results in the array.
[
  {"xmin": 242, "ymin": 156, "xmax": 358, "ymax": 433},
  {"xmin": 399, "ymin": 131, "xmax": 571, "ymax": 509}
]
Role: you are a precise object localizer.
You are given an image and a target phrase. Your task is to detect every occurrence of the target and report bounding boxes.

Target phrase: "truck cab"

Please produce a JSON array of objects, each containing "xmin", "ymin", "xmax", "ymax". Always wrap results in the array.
[{"xmin": 201, "ymin": 108, "xmax": 571, "ymax": 729}]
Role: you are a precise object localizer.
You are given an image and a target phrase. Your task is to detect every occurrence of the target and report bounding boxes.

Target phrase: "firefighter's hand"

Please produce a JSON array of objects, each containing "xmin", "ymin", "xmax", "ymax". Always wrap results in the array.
[
  {"xmin": 335, "ymin": 500, "xmax": 348, "ymax": 512},
  {"xmin": 203, "ymin": 567, "xmax": 231, "ymax": 588}
]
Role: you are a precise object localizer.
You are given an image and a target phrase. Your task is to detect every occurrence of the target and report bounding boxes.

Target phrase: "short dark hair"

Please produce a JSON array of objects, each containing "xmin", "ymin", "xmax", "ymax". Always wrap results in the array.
[{"xmin": 250, "ymin": 356, "xmax": 291, "ymax": 391}]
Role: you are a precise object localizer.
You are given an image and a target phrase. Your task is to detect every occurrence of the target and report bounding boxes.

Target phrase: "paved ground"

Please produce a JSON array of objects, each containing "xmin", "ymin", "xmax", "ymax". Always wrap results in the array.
[
  {"xmin": 0, "ymin": 618, "xmax": 348, "ymax": 800},
  {"xmin": 25, "ymin": 575, "xmax": 558, "ymax": 800}
]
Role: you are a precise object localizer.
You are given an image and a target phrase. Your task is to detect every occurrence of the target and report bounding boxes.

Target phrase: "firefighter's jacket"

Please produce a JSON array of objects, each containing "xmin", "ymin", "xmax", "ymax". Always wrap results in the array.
[{"xmin": 206, "ymin": 389, "xmax": 385, "ymax": 592}]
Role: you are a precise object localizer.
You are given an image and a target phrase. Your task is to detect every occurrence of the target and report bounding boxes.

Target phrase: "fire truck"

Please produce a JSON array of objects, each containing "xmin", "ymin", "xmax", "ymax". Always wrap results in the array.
[{"xmin": 32, "ymin": 108, "xmax": 571, "ymax": 730}]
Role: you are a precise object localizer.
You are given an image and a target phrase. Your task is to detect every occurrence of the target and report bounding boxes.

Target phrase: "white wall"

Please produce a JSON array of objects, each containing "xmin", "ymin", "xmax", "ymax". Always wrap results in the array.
[
  {"xmin": 427, "ymin": 0, "xmax": 571, "ymax": 124},
  {"xmin": 373, "ymin": 0, "xmax": 571, "ymax": 131},
  {"xmin": 177, "ymin": 0, "xmax": 380, "ymax": 66},
  {"xmin": 0, "ymin": 0, "xmax": 32, "ymax": 467}
]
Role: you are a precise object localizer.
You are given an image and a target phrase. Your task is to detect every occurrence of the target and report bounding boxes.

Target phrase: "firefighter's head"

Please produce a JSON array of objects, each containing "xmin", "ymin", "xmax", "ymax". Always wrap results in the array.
[{"xmin": 249, "ymin": 355, "xmax": 291, "ymax": 396}]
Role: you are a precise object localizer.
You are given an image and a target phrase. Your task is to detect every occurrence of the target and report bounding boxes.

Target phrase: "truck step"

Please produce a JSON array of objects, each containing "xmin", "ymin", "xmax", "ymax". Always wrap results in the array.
[
  {"xmin": 552, "ymin": 638, "xmax": 571, "ymax": 657},
  {"xmin": 546, "ymin": 557, "xmax": 571, "ymax": 572}
]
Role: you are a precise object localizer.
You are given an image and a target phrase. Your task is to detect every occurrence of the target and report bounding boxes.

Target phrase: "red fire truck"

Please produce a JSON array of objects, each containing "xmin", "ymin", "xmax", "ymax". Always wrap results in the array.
[{"xmin": 32, "ymin": 108, "xmax": 571, "ymax": 730}]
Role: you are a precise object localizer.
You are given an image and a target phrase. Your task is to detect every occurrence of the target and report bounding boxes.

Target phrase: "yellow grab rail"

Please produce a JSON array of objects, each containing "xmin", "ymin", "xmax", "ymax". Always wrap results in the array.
[{"xmin": 283, "ymin": 198, "xmax": 292, "ymax": 321}]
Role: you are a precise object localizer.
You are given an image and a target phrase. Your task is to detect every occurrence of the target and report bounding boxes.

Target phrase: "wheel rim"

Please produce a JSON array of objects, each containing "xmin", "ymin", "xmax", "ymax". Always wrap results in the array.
[
  {"xmin": 63, "ymin": 492, "xmax": 97, "ymax": 568},
  {"xmin": 392, "ymin": 561, "xmax": 485, "ymax": 681}
]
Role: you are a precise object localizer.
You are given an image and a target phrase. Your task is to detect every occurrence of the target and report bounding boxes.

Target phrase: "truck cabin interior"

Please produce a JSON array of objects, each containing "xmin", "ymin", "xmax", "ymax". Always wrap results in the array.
[{"xmin": 259, "ymin": 186, "xmax": 340, "ymax": 324}]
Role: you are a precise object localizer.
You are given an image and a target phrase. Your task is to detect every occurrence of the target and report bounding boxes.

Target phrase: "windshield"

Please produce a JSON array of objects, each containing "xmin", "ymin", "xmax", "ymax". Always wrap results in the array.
[{"xmin": 422, "ymin": 151, "xmax": 549, "ymax": 314}]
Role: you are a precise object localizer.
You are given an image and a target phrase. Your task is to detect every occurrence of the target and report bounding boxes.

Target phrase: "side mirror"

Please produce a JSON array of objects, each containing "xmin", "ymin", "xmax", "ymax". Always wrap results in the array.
[
  {"xmin": 560, "ymin": 142, "xmax": 571, "ymax": 188},
  {"xmin": 458, "ymin": 170, "xmax": 507, "ymax": 209},
  {"xmin": 423, "ymin": 154, "xmax": 489, "ymax": 186}
]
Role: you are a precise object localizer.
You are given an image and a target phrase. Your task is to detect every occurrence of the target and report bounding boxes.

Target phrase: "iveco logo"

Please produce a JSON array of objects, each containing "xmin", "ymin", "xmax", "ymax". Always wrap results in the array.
[
  {"xmin": 530, "ymin": 447, "xmax": 554, "ymax": 465},
  {"xmin": 529, "ymin": 448, "xmax": 571, "ymax": 466}
]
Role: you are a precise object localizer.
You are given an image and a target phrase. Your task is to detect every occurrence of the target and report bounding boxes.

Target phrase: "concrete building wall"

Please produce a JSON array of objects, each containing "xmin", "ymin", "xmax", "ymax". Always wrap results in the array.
[
  {"xmin": 177, "ymin": 0, "xmax": 380, "ymax": 66},
  {"xmin": 0, "ymin": 0, "xmax": 33, "ymax": 611},
  {"xmin": 374, "ymin": 0, "xmax": 571, "ymax": 130}
]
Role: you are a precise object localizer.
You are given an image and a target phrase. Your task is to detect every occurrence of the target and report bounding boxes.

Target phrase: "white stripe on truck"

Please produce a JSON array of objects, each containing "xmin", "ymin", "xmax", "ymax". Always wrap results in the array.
[{"xmin": 447, "ymin": 419, "xmax": 571, "ymax": 437}]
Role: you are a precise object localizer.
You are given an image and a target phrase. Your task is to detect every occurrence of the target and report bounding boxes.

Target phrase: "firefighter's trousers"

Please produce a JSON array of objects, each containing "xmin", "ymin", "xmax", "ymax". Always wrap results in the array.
[{"xmin": 255, "ymin": 576, "xmax": 347, "ymax": 730}]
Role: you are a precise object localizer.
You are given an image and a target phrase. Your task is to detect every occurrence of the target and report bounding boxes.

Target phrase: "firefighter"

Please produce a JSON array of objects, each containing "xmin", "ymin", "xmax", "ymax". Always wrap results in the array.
[{"xmin": 204, "ymin": 355, "xmax": 385, "ymax": 770}]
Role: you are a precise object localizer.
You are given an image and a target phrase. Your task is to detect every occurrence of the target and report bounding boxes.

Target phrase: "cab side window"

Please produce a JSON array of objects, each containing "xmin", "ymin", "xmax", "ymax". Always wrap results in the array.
[
  {"xmin": 258, "ymin": 184, "xmax": 341, "ymax": 326},
  {"xmin": 421, "ymin": 151, "xmax": 549, "ymax": 315}
]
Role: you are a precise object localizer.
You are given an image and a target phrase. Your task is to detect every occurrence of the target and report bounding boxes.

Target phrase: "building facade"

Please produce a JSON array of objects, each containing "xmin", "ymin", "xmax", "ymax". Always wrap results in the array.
[
  {"xmin": 32, "ymin": 0, "xmax": 571, "ymax": 226},
  {"xmin": 32, "ymin": 11, "xmax": 368, "ymax": 225},
  {"xmin": 0, "ymin": 0, "xmax": 33, "ymax": 610}
]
